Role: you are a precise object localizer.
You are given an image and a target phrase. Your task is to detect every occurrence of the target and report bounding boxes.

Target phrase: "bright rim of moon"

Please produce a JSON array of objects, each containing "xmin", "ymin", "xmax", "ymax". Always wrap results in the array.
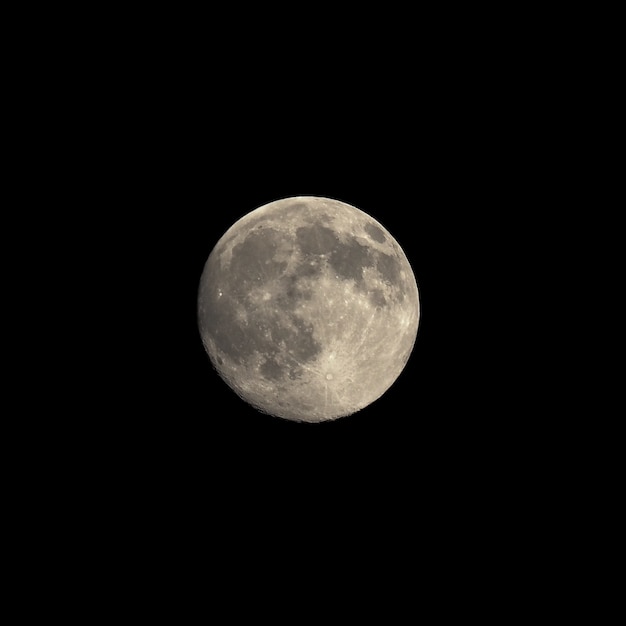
[{"xmin": 197, "ymin": 196, "xmax": 420, "ymax": 422}]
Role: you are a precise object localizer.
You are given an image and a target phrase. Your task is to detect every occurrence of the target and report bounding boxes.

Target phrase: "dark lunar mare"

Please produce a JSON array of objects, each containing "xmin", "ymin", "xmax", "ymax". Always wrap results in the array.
[
  {"xmin": 295, "ymin": 222, "xmax": 406, "ymax": 305},
  {"xmin": 375, "ymin": 251, "xmax": 401, "ymax": 286},
  {"xmin": 296, "ymin": 224, "xmax": 337, "ymax": 256},
  {"xmin": 328, "ymin": 237, "xmax": 372, "ymax": 287},
  {"xmin": 229, "ymin": 228, "xmax": 287, "ymax": 288},
  {"xmin": 198, "ymin": 227, "xmax": 323, "ymax": 378},
  {"xmin": 364, "ymin": 222, "xmax": 387, "ymax": 243},
  {"xmin": 369, "ymin": 289, "xmax": 387, "ymax": 308},
  {"xmin": 296, "ymin": 223, "xmax": 378, "ymax": 294}
]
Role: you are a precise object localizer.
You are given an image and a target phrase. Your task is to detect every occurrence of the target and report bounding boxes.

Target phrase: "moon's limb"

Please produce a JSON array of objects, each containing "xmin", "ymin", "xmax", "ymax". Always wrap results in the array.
[{"xmin": 197, "ymin": 196, "xmax": 420, "ymax": 422}]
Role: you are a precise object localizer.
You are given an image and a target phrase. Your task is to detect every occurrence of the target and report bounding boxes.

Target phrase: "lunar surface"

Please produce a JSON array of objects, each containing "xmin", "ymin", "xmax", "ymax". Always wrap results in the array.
[{"xmin": 197, "ymin": 196, "xmax": 420, "ymax": 422}]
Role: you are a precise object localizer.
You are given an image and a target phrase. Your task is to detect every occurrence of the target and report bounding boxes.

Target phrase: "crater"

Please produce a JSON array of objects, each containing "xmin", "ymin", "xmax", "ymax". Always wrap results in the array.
[{"xmin": 260, "ymin": 357, "xmax": 283, "ymax": 381}]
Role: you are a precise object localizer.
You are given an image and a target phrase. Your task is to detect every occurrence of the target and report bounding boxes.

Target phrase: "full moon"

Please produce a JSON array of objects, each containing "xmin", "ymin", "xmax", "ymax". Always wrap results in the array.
[{"xmin": 197, "ymin": 196, "xmax": 420, "ymax": 422}]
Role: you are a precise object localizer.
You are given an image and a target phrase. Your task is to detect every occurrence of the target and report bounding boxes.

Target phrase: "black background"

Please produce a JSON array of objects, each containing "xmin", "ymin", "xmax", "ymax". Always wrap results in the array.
[
  {"xmin": 25, "ymin": 10, "xmax": 572, "ymax": 608},
  {"xmin": 93, "ymin": 83, "xmax": 526, "ymax": 535},
  {"xmin": 65, "ymin": 27, "xmax": 535, "ymax": 519}
]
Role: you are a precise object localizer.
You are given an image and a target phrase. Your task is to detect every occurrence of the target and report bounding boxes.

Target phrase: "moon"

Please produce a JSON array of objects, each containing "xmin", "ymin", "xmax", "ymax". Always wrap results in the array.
[{"xmin": 197, "ymin": 196, "xmax": 420, "ymax": 422}]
